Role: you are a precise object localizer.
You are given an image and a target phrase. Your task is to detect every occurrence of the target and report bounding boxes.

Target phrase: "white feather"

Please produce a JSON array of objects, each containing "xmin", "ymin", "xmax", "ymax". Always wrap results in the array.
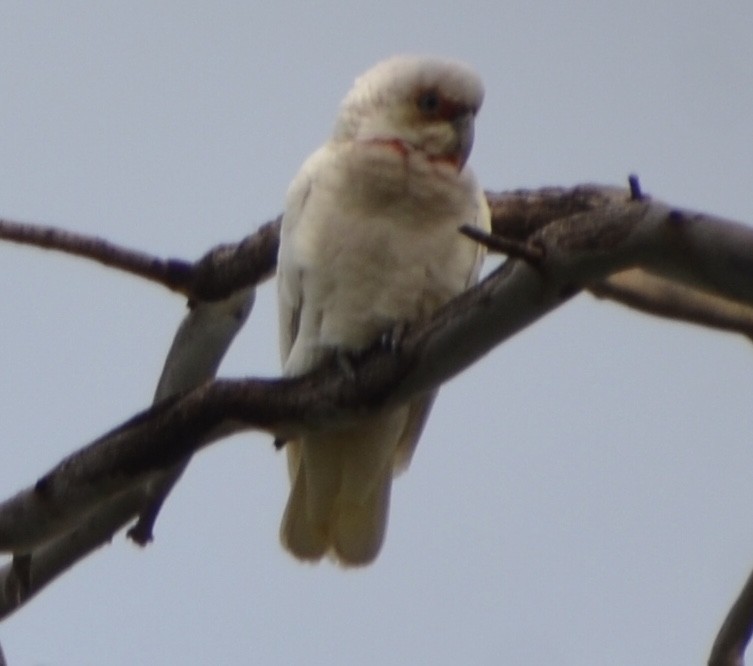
[{"xmin": 277, "ymin": 55, "xmax": 490, "ymax": 565}]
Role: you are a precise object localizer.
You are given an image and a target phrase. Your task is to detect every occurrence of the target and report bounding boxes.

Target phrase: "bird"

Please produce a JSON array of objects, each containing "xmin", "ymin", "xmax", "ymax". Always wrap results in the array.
[{"xmin": 276, "ymin": 55, "xmax": 490, "ymax": 565}]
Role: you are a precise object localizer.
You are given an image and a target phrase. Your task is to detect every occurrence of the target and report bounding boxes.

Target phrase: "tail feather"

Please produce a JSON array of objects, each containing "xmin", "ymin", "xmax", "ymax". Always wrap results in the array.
[
  {"xmin": 280, "ymin": 449, "xmax": 392, "ymax": 566},
  {"xmin": 332, "ymin": 466, "xmax": 392, "ymax": 565},
  {"xmin": 279, "ymin": 407, "xmax": 411, "ymax": 566},
  {"xmin": 280, "ymin": 459, "xmax": 327, "ymax": 561}
]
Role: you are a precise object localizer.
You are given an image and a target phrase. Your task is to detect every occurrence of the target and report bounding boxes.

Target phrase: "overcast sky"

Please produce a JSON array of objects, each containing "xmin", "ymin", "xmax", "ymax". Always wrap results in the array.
[{"xmin": 1, "ymin": 2, "xmax": 753, "ymax": 665}]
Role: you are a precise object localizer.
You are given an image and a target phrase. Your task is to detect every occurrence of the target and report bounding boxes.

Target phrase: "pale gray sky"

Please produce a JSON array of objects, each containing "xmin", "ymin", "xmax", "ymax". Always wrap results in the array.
[{"xmin": 1, "ymin": 2, "xmax": 753, "ymax": 664}]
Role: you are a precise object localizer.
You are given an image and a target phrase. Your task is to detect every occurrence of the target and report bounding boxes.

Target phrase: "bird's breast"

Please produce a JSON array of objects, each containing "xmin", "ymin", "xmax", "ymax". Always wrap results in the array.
[{"xmin": 293, "ymin": 143, "xmax": 481, "ymax": 352}]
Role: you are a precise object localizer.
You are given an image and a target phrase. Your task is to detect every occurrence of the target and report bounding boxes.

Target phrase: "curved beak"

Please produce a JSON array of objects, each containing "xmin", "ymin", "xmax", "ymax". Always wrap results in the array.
[{"xmin": 452, "ymin": 112, "xmax": 475, "ymax": 170}]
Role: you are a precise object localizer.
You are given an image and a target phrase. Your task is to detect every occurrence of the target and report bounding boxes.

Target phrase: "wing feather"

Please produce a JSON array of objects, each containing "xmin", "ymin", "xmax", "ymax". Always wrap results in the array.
[{"xmin": 277, "ymin": 164, "xmax": 312, "ymax": 366}]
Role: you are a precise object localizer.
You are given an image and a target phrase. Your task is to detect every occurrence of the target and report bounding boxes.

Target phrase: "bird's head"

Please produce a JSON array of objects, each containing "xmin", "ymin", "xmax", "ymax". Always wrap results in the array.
[{"xmin": 334, "ymin": 55, "xmax": 484, "ymax": 171}]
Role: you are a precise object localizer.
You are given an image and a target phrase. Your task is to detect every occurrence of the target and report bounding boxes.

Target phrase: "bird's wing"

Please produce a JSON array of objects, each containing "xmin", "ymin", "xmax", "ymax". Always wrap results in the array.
[
  {"xmin": 279, "ymin": 144, "xmax": 351, "ymax": 483},
  {"xmin": 277, "ymin": 149, "xmax": 323, "ymax": 482},
  {"xmin": 277, "ymin": 150, "xmax": 321, "ymax": 368}
]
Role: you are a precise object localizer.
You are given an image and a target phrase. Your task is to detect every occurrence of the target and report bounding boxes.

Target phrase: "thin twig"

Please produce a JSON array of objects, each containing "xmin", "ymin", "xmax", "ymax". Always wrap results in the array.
[
  {"xmin": 628, "ymin": 173, "xmax": 644, "ymax": 201},
  {"xmin": 0, "ymin": 217, "xmax": 194, "ymax": 294},
  {"xmin": 459, "ymin": 224, "xmax": 544, "ymax": 262},
  {"xmin": 0, "ymin": 215, "xmax": 281, "ymax": 301}
]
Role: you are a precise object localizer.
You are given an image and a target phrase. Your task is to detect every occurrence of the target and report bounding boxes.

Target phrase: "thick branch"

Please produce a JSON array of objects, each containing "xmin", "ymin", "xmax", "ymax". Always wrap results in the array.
[
  {"xmin": 4, "ymin": 187, "xmax": 753, "ymax": 342},
  {"xmin": 3, "ymin": 184, "xmax": 753, "ymax": 657},
  {"xmin": 0, "ymin": 490, "xmax": 146, "ymax": 620},
  {"xmin": 0, "ymin": 188, "xmax": 615, "ymax": 297},
  {"xmin": 6, "ymin": 186, "xmax": 751, "ymax": 344},
  {"xmin": 127, "ymin": 285, "xmax": 256, "ymax": 544},
  {"xmin": 0, "ymin": 289, "xmax": 255, "ymax": 614},
  {"xmin": 485, "ymin": 185, "xmax": 626, "ymax": 240},
  {"xmin": 2, "ymin": 193, "xmax": 753, "ymax": 560},
  {"xmin": 185, "ymin": 217, "xmax": 280, "ymax": 300}
]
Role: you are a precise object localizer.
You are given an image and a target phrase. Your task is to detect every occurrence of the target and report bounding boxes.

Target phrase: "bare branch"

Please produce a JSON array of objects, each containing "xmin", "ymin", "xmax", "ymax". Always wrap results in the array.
[
  {"xmin": 5, "ymin": 185, "xmax": 753, "ymax": 339},
  {"xmin": 4, "ymin": 184, "xmax": 753, "ymax": 653},
  {"xmin": 0, "ymin": 215, "xmax": 280, "ymax": 300},
  {"xmin": 187, "ymin": 217, "xmax": 279, "ymax": 300},
  {"xmin": 0, "ymin": 289, "xmax": 255, "ymax": 615},
  {"xmin": 128, "ymin": 286, "xmax": 256, "ymax": 545},
  {"xmin": 0, "ymin": 216, "xmax": 194, "ymax": 293},
  {"xmin": 486, "ymin": 185, "xmax": 626, "ymax": 240},
  {"xmin": 0, "ymin": 186, "xmax": 635, "ymax": 300},
  {"xmin": 459, "ymin": 224, "xmax": 544, "ymax": 262},
  {"xmin": 589, "ymin": 269, "xmax": 753, "ymax": 340},
  {"xmin": 0, "ymin": 490, "xmax": 145, "ymax": 619},
  {"xmin": 2, "ymin": 192, "xmax": 753, "ymax": 561},
  {"xmin": 0, "ymin": 259, "xmax": 564, "ymax": 556}
]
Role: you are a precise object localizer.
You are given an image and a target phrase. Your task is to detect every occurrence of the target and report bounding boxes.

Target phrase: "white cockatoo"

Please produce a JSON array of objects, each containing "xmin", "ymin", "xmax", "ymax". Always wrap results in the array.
[{"xmin": 277, "ymin": 55, "xmax": 490, "ymax": 565}]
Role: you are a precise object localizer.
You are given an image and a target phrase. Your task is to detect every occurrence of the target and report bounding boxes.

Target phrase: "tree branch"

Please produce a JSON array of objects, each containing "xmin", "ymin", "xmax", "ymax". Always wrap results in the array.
[
  {"xmin": 4, "ymin": 186, "xmax": 753, "ymax": 339},
  {"xmin": 5, "ymin": 187, "xmax": 751, "ymax": 342},
  {"xmin": 127, "ymin": 285, "xmax": 256, "ymax": 545},
  {"xmin": 589, "ymin": 269, "xmax": 753, "ymax": 341},
  {"xmin": 0, "ymin": 215, "xmax": 280, "ymax": 300},
  {"xmin": 3, "ymin": 184, "xmax": 753, "ymax": 663},
  {"xmin": 2, "ymin": 190, "xmax": 753, "ymax": 556},
  {"xmin": 0, "ymin": 216, "xmax": 194, "ymax": 293},
  {"xmin": 0, "ymin": 288, "xmax": 254, "ymax": 615},
  {"xmin": 0, "ymin": 490, "xmax": 146, "ymax": 620}
]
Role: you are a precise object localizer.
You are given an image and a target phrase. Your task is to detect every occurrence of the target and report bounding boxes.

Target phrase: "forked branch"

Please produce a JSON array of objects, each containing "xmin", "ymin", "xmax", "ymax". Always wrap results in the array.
[{"xmin": 2, "ymin": 183, "xmax": 753, "ymax": 665}]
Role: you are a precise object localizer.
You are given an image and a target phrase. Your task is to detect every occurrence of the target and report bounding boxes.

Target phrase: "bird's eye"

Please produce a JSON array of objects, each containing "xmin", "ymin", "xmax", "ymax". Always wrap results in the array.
[{"xmin": 417, "ymin": 90, "xmax": 441, "ymax": 115}]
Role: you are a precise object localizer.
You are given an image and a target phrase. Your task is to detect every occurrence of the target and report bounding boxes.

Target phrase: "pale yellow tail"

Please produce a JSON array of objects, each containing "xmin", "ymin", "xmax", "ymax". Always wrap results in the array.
[{"xmin": 280, "ymin": 462, "xmax": 392, "ymax": 566}]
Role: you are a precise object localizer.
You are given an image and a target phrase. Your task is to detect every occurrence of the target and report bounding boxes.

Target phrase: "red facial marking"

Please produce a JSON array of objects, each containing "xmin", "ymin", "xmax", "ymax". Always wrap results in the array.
[
  {"xmin": 364, "ymin": 137, "xmax": 462, "ymax": 173},
  {"xmin": 367, "ymin": 137, "xmax": 411, "ymax": 158}
]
